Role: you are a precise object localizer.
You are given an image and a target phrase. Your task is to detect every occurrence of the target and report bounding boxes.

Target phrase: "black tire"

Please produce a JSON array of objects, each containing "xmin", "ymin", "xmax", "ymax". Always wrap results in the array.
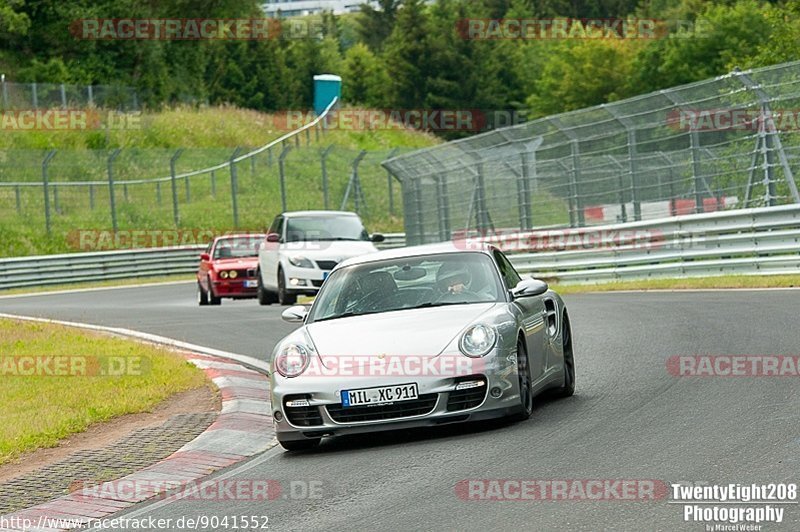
[
  {"xmin": 277, "ymin": 267, "xmax": 297, "ymax": 306},
  {"xmin": 257, "ymin": 269, "xmax": 276, "ymax": 306},
  {"xmin": 208, "ymin": 276, "xmax": 222, "ymax": 306},
  {"xmin": 197, "ymin": 280, "xmax": 209, "ymax": 306},
  {"xmin": 511, "ymin": 337, "xmax": 534, "ymax": 421},
  {"xmin": 556, "ymin": 313, "xmax": 576, "ymax": 398},
  {"xmin": 278, "ymin": 438, "xmax": 321, "ymax": 452}
]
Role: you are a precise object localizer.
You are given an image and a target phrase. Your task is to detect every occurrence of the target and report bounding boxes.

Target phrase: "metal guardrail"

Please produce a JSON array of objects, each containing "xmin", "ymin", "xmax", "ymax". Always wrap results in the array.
[
  {"xmin": 2, "ymin": 204, "xmax": 799, "ymax": 290},
  {"xmin": 0, "ymin": 233, "xmax": 407, "ymax": 290},
  {"xmin": 502, "ymin": 204, "xmax": 800, "ymax": 283}
]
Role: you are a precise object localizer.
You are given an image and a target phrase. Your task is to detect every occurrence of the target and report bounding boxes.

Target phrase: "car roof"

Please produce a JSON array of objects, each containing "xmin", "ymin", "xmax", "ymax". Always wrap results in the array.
[
  {"xmin": 339, "ymin": 242, "xmax": 496, "ymax": 268},
  {"xmin": 213, "ymin": 233, "xmax": 265, "ymax": 243},
  {"xmin": 281, "ymin": 210, "xmax": 359, "ymax": 218}
]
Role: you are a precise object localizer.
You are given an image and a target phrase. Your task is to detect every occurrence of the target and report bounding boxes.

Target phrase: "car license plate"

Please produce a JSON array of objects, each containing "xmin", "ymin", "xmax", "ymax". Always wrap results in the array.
[
  {"xmin": 341, "ymin": 383, "xmax": 418, "ymax": 407},
  {"xmin": 244, "ymin": 280, "xmax": 258, "ymax": 288}
]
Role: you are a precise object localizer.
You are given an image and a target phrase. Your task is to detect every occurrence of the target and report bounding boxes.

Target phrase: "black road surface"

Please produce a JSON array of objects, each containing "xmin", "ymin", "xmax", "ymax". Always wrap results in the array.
[{"xmin": 1, "ymin": 284, "xmax": 798, "ymax": 531}]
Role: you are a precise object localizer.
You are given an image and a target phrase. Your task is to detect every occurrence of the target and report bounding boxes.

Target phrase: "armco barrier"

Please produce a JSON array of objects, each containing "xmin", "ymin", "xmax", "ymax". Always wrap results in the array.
[
  {"xmin": 0, "ymin": 233, "xmax": 407, "ymax": 290},
  {"xmin": 500, "ymin": 204, "xmax": 800, "ymax": 283}
]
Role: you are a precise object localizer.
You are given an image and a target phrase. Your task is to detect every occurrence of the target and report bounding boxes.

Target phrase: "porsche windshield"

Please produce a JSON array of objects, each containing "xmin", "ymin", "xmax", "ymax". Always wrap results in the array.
[
  {"xmin": 307, "ymin": 252, "xmax": 505, "ymax": 323},
  {"xmin": 285, "ymin": 215, "xmax": 370, "ymax": 242}
]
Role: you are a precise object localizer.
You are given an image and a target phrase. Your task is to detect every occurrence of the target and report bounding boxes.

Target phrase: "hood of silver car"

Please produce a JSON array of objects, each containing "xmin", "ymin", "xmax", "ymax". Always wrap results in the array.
[{"xmin": 305, "ymin": 303, "xmax": 497, "ymax": 365}]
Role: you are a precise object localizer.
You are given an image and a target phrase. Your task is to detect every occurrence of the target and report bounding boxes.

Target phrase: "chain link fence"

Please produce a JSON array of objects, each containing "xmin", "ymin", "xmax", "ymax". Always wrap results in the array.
[
  {"xmin": 0, "ymin": 80, "xmax": 139, "ymax": 111},
  {"xmin": 383, "ymin": 61, "xmax": 800, "ymax": 245},
  {"xmin": 0, "ymin": 135, "xmax": 408, "ymax": 255}
]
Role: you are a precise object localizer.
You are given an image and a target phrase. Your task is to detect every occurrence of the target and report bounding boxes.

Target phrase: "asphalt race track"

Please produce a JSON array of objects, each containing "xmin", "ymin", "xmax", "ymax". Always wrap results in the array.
[{"xmin": 1, "ymin": 284, "xmax": 798, "ymax": 530}]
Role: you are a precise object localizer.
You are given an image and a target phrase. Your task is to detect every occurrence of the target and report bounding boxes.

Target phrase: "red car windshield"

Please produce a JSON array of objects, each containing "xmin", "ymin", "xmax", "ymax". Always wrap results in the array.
[{"xmin": 213, "ymin": 237, "xmax": 262, "ymax": 259}]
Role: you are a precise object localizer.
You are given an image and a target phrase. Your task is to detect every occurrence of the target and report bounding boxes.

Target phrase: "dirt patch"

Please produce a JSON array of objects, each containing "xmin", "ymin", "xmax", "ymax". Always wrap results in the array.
[{"xmin": 0, "ymin": 384, "xmax": 220, "ymax": 484}]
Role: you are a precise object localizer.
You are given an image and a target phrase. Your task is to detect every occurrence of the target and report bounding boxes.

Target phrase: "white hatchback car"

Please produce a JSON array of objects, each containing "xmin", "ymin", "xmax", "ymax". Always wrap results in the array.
[{"xmin": 257, "ymin": 211, "xmax": 384, "ymax": 305}]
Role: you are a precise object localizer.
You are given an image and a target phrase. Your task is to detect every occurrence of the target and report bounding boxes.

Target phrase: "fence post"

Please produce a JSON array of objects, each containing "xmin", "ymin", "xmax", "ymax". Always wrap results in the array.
[
  {"xmin": 15, "ymin": 185, "xmax": 21, "ymax": 213},
  {"xmin": 53, "ymin": 185, "xmax": 60, "ymax": 214},
  {"xmin": 32, "ymin": 82, "xmax": 38, "ymax": 109},
  {"xmin": 763, "ymin": 129, "xmax": 776, "ymax": 206},
  {"xmin": 305, "ymin": 128, "xmax": 311, "ymax": 146},
  {"xmin": 156, "ymin": 181, "xmax": 162, "ymax": 205},
  {"xmin": 690, "ymin": 131, "xmax": 704, "ymax": 214},
  {"xmin": 570, "ymin": 140, "xmax": 585, "ymax": 227},
  {"xmin": 89, "ymin": 184, "xmax": 95, "ymax": 210},
  {"xmin": 42, "ymin": 150, "xmax": 56, "ymax": 235},
  {"xmin": 60, "ymin": 84, "xmax": 67, "ymax": 109},
  {"xmin": 87, "ymin": 85, "xmax": 94, "ymax": 107},
  {"xmin": 229, "ymin": 147, "xmax": 242, "ymax": 228},
  {"xmin": 278, "ymin": 145, "xmax": 292, "ymax": 212},
  {"xmin": 627, "ymin": 131, "xmax": 642, "ymax": 221},
  {"xmin": 250, "ymin": 154, "xmax": 256, "ymax": 177},
  {"xmin": 210, "ymin": 170, "xmax": 216, "ymax": 197},
  {"xmin": 385, "ymin": 148, "xmax": 399, "ymax": 216},
  {"xmin": 436, "ymin": 175, "xmax": 450, "ymax": 240},
  {"xmin": 353, "ymin": 150, "xmax": 367, "ymax": 214},
  {"xmin": 123, "ymin": 183, "xmax": 128, "ymax": 201},
  {"xmin": 169, "ymin": 149, "xmax": 183, "ymax": 226},
  {"xmin": 183, "ymin": 169, "xmax": 191, "ymax": 203},
  {"xmin": 1, "ymin": 76, "xmax": 8, "ymax": 110},
  {"xmin": 320, "ymin": 145, "xmax": 334, "ymax": 210},
  {"xmin": 267, "ymin": 146, "xmax": 273, "ymax": 167},
  {"xmin": 107, "ymin": 149, "xmax": 121, "ymax": 233},
  {"xmin": 294, "ymin": 135, "xmax": 300, "ymax": 148}
]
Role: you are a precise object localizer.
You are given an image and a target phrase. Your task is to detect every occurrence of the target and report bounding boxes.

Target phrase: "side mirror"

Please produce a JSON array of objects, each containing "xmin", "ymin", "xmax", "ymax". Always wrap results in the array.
[
  {"xmin": 371, "ymin": 233, "xmax": 385, "ymax": 243},
  {"xmin": 511, "ymin": 278, "xmax": 549, "ymax": 299},
  {"xmin": 200, "ymin": 253, "xmax": 210, "ymax": 261},
  {"xmin": 266, "ymin": 233, "xmax": 280, "ymax": 243},
  {"xmin": 281, "ymin": 305, "xmax": 308, "ymax": 323}
]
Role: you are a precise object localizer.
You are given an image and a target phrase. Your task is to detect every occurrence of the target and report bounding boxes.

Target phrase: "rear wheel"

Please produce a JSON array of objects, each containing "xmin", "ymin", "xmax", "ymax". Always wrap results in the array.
[
  {"xmin": 556, "ymin": 314, "xmax": 575, "ymax": 398},
  {"xmin": 279, "ymin": 438, "xmax": 320, "ymax": 452},
  {"xmin": 197, "ymin": 281, "xmax": 209, "ymax": 306},
  {"xmin": 511, "ymin": 337, "xmax": 533, "ymax": 421},
  {"xmin": 208, "ymin": 276, "xmax": 221, "ymax": 306},
  {"xmin": 278, "ymin": 267, "xmax": 297, "ymax": 306},
  {"xmin": 257, "ymin": 269, "xmax": 276, "ymax": 306}
]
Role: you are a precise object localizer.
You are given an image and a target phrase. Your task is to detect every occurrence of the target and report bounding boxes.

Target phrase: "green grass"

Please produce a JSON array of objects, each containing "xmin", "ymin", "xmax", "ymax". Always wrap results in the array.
[
  {"xmin": 0, "ymin": 318, "xmax": 210, "ymax": 465},
  {"xmin": 551, "ymin": 274, "xmax": 800, "ymax": 294},
  {"xmin": 0, "ymin": 105, "xmax": 439, "ymax": 258}
]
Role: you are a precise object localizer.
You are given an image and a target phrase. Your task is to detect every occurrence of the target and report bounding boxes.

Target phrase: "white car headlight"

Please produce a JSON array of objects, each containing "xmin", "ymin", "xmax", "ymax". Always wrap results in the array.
[
  {"xmin": 275, "ymin": 343, "xmax": 310, "ymax": 377},
  {"xmin": 287, "ymin": 256, "xmax": 314, "ymax": 268},
  {"xmin": 459, "ymin": 324, "xmax": 497, "ymax": 358}
]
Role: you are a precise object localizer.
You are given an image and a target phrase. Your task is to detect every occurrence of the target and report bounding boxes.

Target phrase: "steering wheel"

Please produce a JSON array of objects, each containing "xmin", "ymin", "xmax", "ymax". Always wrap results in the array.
[{"xmin": 433, "ymin": 287, "xmax": 482, "ymax": 304}]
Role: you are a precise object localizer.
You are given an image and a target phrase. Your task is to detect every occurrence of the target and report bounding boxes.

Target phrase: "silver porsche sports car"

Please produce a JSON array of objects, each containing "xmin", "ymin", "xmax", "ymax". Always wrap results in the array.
[{"xmin": 269, "ymin": 242, "xmax": 575, "ymax": 451}]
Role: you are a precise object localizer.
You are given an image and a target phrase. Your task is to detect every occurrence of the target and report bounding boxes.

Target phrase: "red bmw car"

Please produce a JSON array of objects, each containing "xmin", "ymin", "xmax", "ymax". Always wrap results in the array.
[{"xmin": 197, "ymin": 234, "xmax": 265, "ymax": 305}]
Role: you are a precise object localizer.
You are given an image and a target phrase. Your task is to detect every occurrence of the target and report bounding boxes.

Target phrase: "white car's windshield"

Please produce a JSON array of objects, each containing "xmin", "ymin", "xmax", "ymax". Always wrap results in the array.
[
  {"xmin": 307, "ymin": 252, "xmax": 504, "ymax": 323},
  {"xmin": 285, "ymin": 215, "xmax": 370, "ymax": 242}
]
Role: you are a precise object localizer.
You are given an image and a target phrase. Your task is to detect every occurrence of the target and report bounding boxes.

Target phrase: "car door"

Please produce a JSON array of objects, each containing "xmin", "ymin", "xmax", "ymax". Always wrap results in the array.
[
  {"xmin": 260, "ymin": 215, "xmax": 283, "ymax": 290},
  {"xmin": 493, "ymin": 249, "xmax": 548, "ymax": 382}
]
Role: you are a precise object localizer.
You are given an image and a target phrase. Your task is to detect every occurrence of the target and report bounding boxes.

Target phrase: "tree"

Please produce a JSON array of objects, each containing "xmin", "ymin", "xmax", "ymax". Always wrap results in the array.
[
  {"xmin": 343, "ymin": 43, "xmax": 387, "ymax": 107},
  {"xmin": 356, "ymin": 0, "xmax": 400, "ymax": 52},
  {"xmin": 382, "ymin": 0, "xmax": 433, "ymax": 109}
]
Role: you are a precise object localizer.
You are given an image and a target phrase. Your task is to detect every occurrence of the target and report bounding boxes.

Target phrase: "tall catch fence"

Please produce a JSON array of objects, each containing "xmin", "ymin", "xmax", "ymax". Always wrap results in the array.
[{"xmin": 383, "ymin": 61, "xmax": 800, "ymax": 245}]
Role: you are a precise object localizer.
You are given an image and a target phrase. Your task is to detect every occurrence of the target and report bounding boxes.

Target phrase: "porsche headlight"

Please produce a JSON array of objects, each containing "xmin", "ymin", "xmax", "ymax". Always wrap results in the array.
[
  {"xmin": 287, "ymin": 256, "xmax": 314, "ymax": 269},
  {"xmin": 275, "ymin": 343, "xmax": 310, "ymax": 378},
  {"xmin": 459, "ymin": 324, "xmax": 497, "ymax": 358},
  {"xmin": 219, "ymin": 270, "xmax": 229, "ymax": 279}
]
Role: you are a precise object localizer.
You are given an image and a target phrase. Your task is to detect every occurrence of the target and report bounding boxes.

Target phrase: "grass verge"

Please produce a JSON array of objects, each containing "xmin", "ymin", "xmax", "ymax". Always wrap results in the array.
[
  {"xmin": 551, "ymin": 274, "xmax": 800, "ymax": 294},
  {"xmin": 0, "ymin": 318, "xmax": 209, "ymax": 465},
  {"xmin": 0, "ymin": 274, "xmax": 194, "ymax": 297}
]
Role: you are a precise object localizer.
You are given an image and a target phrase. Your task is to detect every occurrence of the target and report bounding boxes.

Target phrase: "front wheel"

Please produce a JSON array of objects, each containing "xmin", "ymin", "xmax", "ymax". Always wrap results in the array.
[
  {"xmin": 555, "ymin": 313, "xmax": 575, "ymax": 398},
  {"xmin": 279, "ymin": 438, "xmax": 320, "ymax": 452},
  {"xmin": 208, "ymin": 276, "xmax": 221, "ymax": 306},
  {"xmin": 257, "ymin": 269, "xmax": 276, "ymax": 306},
  {"xmin": 511, "ymin": 337, "xmax": 533, "ymax": 421},
  {"xmin": 197, "ymin": 281, "xmax": 209, "ymax": 306},
  {"xmin": 278, "ymin": 267, "xmax": 297, "ymax": 306}
]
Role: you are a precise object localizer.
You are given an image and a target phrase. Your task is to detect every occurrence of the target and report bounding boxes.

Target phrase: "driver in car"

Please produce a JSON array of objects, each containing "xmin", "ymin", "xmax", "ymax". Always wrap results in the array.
[{"xmin": 437, "ymin": 263, "xmax": 472, "ymax": 295}]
